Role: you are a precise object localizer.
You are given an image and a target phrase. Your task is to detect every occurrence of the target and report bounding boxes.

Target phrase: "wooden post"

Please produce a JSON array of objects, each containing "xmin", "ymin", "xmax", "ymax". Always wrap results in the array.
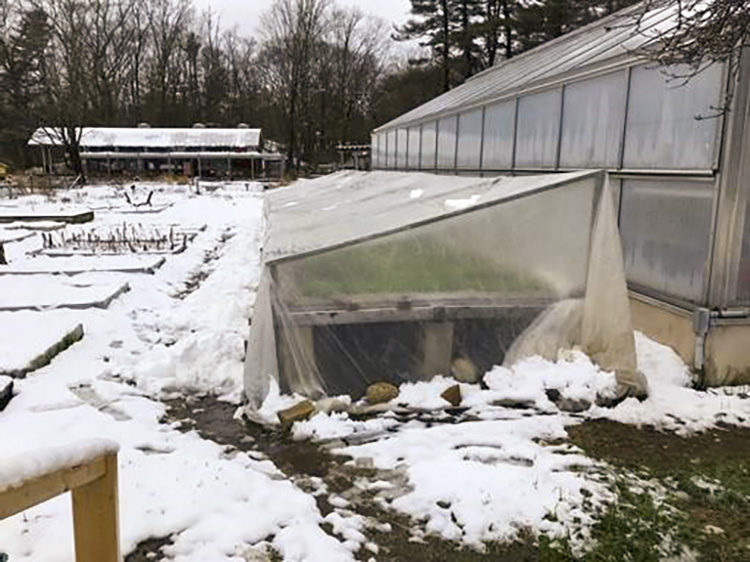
[
  {"xmin": 421, "ymin": 321, "xmax": 454, "ymax": 377},
  {"xmin": 72, "ymin": 453, "xmax": 120, "ymax": 562}
]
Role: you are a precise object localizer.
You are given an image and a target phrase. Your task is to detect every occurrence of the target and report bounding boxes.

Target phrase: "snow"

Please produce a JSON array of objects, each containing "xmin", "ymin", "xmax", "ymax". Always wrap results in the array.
[
  {"xmin": 0, "ymin": 439, "xmax": 119, "ymax": 492},
  {"xmin": 0, "ymin": 255, "xmax": 166, "ymax": 275},
  {"xmin": 0, "ymin": 274, "xmax": 129, "ymax": 311},
  {"xmin": 0, "ymin": 311, "xmax": 82, "ymax": 372},
  {"xmin": 29, "ymin": 127, "xmax": 262, "ymax": 150}
]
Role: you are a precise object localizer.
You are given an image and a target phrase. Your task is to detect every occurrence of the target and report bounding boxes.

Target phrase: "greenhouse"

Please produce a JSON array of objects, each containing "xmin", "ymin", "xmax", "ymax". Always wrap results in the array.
[
  {"xmin": 371, "ymin": 3, "xmax": 750, "ymax": 385},
  {"xmin": 244, "ymin": 169, "xmax": 646, "ymax": 409}
]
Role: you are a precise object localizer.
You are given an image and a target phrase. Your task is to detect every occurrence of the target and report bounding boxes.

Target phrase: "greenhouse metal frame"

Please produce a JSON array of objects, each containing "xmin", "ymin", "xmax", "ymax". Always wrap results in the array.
[{"xmin": 371, "ymin": 3, "xmax": 750, "ymax": 385}]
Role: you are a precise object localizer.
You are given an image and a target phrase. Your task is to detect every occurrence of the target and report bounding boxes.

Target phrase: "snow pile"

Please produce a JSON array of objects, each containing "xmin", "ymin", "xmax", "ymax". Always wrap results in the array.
[
  {"xmin": 339, "ymin": 415, "xmax": 605, "ymax": 547},
  {"xmin": 590, "ymin": 332, "xmax": 750, "ymax": 434},
  {"xmin": 293, "ymin": 411, "xmax": 399, "ymax": 442},
  {"xmin": 480, "ymin": 350, "xmax": 619, "ymax": 410}
]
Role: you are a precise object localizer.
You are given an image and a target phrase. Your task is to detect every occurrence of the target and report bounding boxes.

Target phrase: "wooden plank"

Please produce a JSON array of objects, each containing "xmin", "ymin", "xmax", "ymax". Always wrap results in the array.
[
  {"xmin": 0, "ymin": 457, "xmax": 106, "ymax": 520},
  {"xmin": 72, "ymin": 453, "xmax": 120, "ymax": 562},
  {"xmin": 289, "ymin": 302, "xmax": 549, "ymax": 326},
  {"xmin": 0, "ymin": 211, "xmax": 94, "ymax": 224}
]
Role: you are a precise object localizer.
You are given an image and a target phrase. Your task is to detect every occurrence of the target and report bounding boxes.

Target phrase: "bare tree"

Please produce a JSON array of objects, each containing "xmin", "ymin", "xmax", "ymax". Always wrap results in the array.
[
  {"xmin": 639, "ymin": 0, "xmax": 749, "ymax": 71},
  {"xmin": 260, "ymin": 0, "xmax": 331, "ymax": 169}
]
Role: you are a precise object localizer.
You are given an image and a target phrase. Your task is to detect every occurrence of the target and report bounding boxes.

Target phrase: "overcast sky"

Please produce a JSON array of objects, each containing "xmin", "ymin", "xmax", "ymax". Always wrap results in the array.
[{"xmin": 193, "ymin": 0, "xmax": 413, "ymax": 38}]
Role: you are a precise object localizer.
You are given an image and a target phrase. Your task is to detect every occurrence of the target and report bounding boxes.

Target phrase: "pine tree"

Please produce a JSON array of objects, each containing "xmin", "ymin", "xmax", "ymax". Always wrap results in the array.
[{"xmin": 397, "ymin": 0, "xmax": 454, "ymax": 92}]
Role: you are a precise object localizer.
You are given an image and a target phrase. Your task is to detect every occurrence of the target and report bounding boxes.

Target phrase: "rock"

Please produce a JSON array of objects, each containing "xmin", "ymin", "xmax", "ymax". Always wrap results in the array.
[
  {"xmin": 556, "ymin": 397, "xmax": 591, "ymax": 413},
  {"xmin": 451, "ymin": 357, "xmax": 479, "ymax": 383},
  {"xmin": 437, "ymin": 500, "xmax": 452, "ymax": 509},
  {"xmin": 366, "ymin": 382, "xmax": 399, "ymax": 405},
  {"xmin": 441, "ymin": 384, "xmax": 462, "ymax": 407},
  {"xmin": 545, "ymin": 388, "xmax": 592, "ymax": 412},
  {"xmin": 277, "ymin": 400, "xmax": 316, "ymax": 426},
  {"xmin": 0, "ymin": 376, "xmax": 13, "ymax": 412}
]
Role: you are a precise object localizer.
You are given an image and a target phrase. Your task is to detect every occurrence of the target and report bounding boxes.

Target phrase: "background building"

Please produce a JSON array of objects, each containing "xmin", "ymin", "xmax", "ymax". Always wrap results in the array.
[{"xmin": 28, "ymin": 125, "xmax": 285, "ymax": 180}]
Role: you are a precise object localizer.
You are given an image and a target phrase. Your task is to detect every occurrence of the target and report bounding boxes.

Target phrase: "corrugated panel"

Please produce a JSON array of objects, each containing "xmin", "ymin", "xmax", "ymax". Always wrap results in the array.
[
  {"xmin": 375, "ymin": 2, "xmax": 677, "ymax": 132},
  {"xmin": 29, "ymin": 127, "xmax": 262, "ymax": 149}
]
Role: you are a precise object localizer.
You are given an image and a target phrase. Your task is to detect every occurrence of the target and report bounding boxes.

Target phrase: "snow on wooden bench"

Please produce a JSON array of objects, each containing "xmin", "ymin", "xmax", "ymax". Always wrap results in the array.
[{"xmin": 0, "ymin": 439, "xmax": 120, "ymax": 562}]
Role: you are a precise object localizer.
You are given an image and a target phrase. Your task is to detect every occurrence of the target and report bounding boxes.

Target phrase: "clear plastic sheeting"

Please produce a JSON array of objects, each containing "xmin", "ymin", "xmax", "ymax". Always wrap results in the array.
[{"xmin": 244, "ymin": 170, "xmax": 645, "ymax": 413}]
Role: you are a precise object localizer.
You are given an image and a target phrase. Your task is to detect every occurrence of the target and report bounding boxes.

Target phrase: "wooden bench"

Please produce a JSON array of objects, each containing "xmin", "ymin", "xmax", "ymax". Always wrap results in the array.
[{"xmin": 0, "ymin": 442, "xmax": 120, "ymax": 562}]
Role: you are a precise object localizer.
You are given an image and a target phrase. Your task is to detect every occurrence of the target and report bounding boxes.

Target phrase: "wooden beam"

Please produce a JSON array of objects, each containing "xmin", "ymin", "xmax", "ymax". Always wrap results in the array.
[
  {"xmin": 0, "ymin": 457, "xmax": 106, "ymax": 520},
  {"xmin": 288, "ymin": 302, "xmax": 550, "ymax": 326}
]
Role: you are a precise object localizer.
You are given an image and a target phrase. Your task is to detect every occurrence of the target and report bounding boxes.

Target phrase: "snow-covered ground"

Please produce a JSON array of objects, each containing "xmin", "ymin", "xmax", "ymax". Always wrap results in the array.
[
  {"xmin": 0, "ymin": 183, "xmax": 354, "ymax": 562},
  {"xmin": 0, "ymin": 179, "xmax": 748, "ymax": 561}
]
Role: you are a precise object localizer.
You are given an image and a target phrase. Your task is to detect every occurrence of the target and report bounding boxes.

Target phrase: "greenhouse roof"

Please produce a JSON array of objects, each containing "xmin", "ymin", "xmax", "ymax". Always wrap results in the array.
[
  {"xmin": 376, "ymin": 1, "xmax": 677, "ymax": 131},
  {"xmin": 28, "ymin": 127, "xmax": 262, "ymax": 149},
  {"xmin": 264, "ymin": 169, "xmax": 600, "ymax": 263}
]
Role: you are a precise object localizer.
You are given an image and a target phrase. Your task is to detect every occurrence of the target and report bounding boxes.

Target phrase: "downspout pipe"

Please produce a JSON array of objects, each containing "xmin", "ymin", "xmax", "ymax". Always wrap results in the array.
[{"xmin": 693, "ymin": 307, "xmax": 750, "ymax": 373}]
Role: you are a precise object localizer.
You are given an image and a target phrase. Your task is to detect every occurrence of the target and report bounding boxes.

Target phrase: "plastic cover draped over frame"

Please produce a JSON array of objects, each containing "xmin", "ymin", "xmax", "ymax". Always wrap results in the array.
[{"xmin": 244, "ymin": 171, "xmax": 645, "ymax": 411}]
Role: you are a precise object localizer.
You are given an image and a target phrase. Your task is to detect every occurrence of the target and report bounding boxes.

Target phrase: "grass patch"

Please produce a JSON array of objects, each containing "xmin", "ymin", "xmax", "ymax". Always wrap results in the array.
[
  {"xmin": 293, "ymin": 236, "xmax": 549, "ymax": 298},
  {"xmin": 568, "ymin": 420, "xmax": 750, "ymax": 562}
]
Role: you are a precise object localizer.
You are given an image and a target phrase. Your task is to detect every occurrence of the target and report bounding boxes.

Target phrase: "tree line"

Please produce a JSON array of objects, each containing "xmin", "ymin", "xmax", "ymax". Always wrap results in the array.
[{"xmin": 0, "ymin": 0, "xmax": 746, "ymax": 177}]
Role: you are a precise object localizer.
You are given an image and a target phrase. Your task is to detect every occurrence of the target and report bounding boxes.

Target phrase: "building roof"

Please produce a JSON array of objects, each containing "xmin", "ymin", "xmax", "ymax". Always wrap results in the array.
[
  {"xmin": 375, "ymin": 1, "xmax": 678, "ymax": 132},
  {"xmin": 28, "ymin": 127, "xmax": 262, "ymax": 149}
]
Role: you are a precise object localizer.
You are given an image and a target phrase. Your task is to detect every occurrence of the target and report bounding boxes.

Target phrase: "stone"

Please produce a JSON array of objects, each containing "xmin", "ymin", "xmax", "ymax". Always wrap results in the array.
[
  {"xmin": 277, "ymin": 400, "xmax": 316, "ymax": 426},
  {"xmin": 366, "ymin": 382, "xmax": 399, "ymax": 405},
  {"xmin": 451, "ymin": 357, "xmax": 479, "ymax": 383},
  {"xmin": 441, "ymin": 384, "xmax": 462, "ymax": 407},
  {"xmin": 0, "ymin": 376, "xmax": 13, "ymax": 412}
]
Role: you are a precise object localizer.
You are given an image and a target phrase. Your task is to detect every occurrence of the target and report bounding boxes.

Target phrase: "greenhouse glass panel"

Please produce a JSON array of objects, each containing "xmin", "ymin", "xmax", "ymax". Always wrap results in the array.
[
  {"xmin": 559, "ymin": 72, "xmax": 627, "ymax": 168},
  {"xmin": 245, "ymin": 170, "xmax": 645, "ymax": 413},
  {"xmin": 515, "ymin": 89, "xmax": 562, "ymax": 168},
  {"xmin": 456, "ymin": 108, "xmax": 484, "ymax": 169},
  {"xmin": 372, "ymin": 134, "xmax": 381, "ymax": 169},
  {"xmin": 397, "ymin": 128, "xmax": 408, "ymax": 169},
  {"xmin": 437, "ymin": 115, "xmax": 458, "ymax": 169},
  {"xmin": 619, "ymin": 179, "xmax": 715, "ymax": 302},
  {"xmin": 481, "ymin": 100, "xmax": 516, "ymax": 170},
  {"xmin": 623, "ymin": 63, "xmax": 724, "ymax": 170},
  {"xmin": 408, "ymin": 127, "xmax": 421, "ymax": 170},
  {"xmin": 421, "ymin": 121, "xmax": 437, "ymax": 170},
  {"xmin": 387, "ymin": 129, "xmax": 397, "ymax": 169}
]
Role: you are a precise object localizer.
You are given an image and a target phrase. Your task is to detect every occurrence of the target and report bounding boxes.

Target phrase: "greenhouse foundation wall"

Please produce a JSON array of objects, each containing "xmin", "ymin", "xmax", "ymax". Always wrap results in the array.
[{"xmin": 630, "ymin": 293, "xmax": 750, "ymax": 386}]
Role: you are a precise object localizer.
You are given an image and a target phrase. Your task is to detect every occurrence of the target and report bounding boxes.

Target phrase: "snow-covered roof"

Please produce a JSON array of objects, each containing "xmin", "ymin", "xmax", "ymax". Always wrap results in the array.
[
  {"xmin": 264, "ymin": 169, "xmax": 600, "ymax": 263},
  {"xmin": 28, "ymin": 127, "xmax": 262, "ymax": 149}
]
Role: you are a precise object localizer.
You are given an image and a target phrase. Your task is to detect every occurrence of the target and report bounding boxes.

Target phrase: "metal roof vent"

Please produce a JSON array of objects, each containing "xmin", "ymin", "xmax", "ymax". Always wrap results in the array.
[
  {"xmin": 192, "ymin": 123, "xmax": 207, "ymax": 129},
  {"xmin": 137, "ymin": 122, "xmax": 151, "ymax": 128},
  {"xmin": 237, "ymin": 123, "xmax": 250, "ymax": 129}
]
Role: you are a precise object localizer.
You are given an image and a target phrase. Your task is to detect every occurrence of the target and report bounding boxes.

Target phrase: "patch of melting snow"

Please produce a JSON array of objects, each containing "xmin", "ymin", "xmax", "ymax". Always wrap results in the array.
[{"xmin": 444, "ymin": 194, "xmax": 481, "ymax": 210}]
